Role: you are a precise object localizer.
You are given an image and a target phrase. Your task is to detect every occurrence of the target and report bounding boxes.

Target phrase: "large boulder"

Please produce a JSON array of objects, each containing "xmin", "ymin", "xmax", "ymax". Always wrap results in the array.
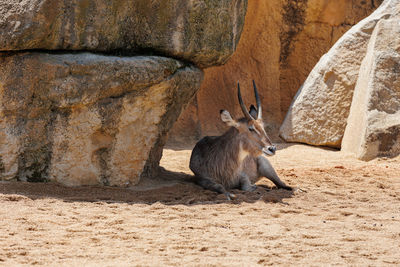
[
  {"xmin": 341, "ymin": 18, "xmax": 400, "ymax": 160},
  {"xmin": 169, "ymin": 0, "xmax": 381, "ymax": 143},
  {"xmin": 0, "ymin": 0, "xmax": 247, "ymax": 68},
  {"xmin": 0, "ymin": 53, "xmax": 203, "ymax": 185},
  {"xmin": 0, "ymin": 0, "xmax": 248, "ymax": 186},
  {"xmin": 279, "ymin": 0, "xmax": 398, "ymax": 147}
]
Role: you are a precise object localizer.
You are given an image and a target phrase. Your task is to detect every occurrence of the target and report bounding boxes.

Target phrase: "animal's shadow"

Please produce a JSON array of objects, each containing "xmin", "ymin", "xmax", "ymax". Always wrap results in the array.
[{"xmin": 0, "ymin": 167, "xmax": 295, "ymax": 206}]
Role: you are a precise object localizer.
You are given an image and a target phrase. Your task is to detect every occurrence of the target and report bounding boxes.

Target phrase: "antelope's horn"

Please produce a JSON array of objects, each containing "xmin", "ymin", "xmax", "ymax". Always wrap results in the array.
[
  {"xmin": 253, "ymin": 80, "xmax": 262, "ymax": 119},
  {"xmin": 237, "ymin": 82, "xmax": 253, "ymax": 121}
]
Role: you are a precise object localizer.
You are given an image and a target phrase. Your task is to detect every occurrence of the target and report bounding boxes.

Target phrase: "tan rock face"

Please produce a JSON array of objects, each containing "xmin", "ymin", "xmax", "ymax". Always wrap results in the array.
[
  {"xmin": 0, "ymin": 0, "xmax": 247, "ymax": 186},
  {"xmin": 279, "ymin": 0, "xmax": 396, "ymax": 147},
  {"xmin": 0, "ymin": 0, "xmax": 246, "ymax": 68},
  {"xmin": 170, "ymin": 0, "xmax": 381, "ymax": 144},
  {"xmin": 0, "ymin": 53, "xmax": 203, "ymax": 185},
  {"xmin": 342, "ymin": 18, "xmax": 400, "ymax": 160}
]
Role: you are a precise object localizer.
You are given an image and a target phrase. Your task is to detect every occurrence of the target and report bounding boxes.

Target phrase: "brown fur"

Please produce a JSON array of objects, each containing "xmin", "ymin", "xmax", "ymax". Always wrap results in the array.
[{"xmin": 190, "ymin": 117, "xmax": 272, "ymax": 189}]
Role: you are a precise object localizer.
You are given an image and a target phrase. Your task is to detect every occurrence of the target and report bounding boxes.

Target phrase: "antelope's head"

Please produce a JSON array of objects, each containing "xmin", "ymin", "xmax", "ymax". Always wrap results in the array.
[{"xmin": 220, "ymin": 81, "xmax": 276, "ymax": 156}]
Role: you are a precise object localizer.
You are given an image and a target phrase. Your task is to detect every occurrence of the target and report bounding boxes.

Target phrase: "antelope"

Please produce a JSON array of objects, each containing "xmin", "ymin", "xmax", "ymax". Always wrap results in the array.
[{"xmin": 189, "ymin": 81, "xmax": 292, "ymax": 200}]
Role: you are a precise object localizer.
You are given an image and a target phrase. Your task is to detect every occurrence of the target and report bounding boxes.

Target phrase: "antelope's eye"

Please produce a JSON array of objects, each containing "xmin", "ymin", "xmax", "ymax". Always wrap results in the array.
[{"xmin": 248, "ymin": 126, "xmax": 255, "ymax": 132}]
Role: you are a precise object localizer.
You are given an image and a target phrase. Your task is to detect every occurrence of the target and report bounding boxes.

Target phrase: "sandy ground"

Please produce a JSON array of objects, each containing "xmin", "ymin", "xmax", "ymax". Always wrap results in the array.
[{"xmin": 1, "ymin": 143, "xmax": 400, "ymax": 266}]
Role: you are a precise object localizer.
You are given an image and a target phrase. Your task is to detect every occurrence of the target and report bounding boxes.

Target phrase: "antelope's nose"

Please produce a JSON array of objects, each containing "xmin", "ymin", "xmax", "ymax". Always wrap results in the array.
[{"xmin": 268, "ymin": 145, "xmax": 276, "ymax": 154}]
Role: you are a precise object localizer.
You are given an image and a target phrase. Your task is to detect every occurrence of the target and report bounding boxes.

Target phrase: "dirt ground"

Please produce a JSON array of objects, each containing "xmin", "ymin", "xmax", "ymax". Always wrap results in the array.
[{"xmin": 1, "ymin": 143, "xmax": 400, "ymax": 266}]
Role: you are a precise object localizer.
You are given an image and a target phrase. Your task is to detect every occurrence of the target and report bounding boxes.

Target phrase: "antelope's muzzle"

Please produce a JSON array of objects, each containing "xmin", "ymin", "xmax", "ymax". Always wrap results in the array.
[{"xmin": 262, "ymin": 145, "xmax": 276, "ymax": 156}]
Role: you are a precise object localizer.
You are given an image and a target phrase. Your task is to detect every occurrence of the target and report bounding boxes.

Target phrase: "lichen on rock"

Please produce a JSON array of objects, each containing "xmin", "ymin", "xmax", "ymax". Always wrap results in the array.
[{"xmin": 0, "ymin": 0, "xmax": 247, "ymax": 68}]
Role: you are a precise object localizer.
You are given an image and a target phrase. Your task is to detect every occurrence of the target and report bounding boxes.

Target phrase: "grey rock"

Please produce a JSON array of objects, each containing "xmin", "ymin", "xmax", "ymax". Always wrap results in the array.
[{"xmin": 0, "ymin": 0, "xmax": 247, "ymax": 68}]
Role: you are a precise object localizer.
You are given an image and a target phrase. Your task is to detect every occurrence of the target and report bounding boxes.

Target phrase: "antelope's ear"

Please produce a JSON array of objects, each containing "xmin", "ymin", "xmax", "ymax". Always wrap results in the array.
[
  {"xmin": 220, "ymin": 110, "xmax": 239, "ymax": 128},
  {"xmin": 249, "ymin": 105, "xmax": 258, "ymax": 120}
]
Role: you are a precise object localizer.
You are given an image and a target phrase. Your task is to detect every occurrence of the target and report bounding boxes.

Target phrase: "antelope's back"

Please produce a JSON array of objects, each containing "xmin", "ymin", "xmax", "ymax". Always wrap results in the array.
[{"xmin": 189, "ymin": 136, "xmax": 219, "ymax": 173}]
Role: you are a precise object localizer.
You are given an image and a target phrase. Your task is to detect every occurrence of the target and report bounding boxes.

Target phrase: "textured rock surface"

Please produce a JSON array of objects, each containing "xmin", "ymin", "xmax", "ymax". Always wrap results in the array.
[
  {"xmin": 279, "ymin": 0, "xmax": 397, "ymax": 147},
  {"xmin": 0, "ymin": 0, "xmax": 247, "ymax": 68},
  {"xmin": 0, "ymin": 53, "xmax": 203, "ymax": 185},
  {"xmin": 170, "ymin": 0, "xmax": 381, "ymax": 144},
  {"xmin": 341, "ymin": 18, "xmax": 400, "ymax": 160}
]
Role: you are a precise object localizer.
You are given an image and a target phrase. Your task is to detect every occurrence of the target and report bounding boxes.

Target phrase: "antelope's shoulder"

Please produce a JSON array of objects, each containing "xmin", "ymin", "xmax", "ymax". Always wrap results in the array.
[{"xmin": 193, "ymin": 136, "xmax": 219, "ymax": 153}]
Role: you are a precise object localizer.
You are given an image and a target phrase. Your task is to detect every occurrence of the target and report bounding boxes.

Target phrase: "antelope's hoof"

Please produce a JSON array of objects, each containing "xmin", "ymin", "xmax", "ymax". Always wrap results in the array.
[
  {"xmin": 280, "ymin": 185, "xmax": 293, "ymax": 191},
  {"xmin": 225, "ymin": 193, "xmax": 236, "ymax": 200}
]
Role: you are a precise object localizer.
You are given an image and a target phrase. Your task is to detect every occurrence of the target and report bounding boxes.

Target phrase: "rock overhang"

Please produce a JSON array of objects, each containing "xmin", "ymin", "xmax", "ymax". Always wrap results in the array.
[
  {"xmin": 0, "ymin": 0, "xmax": 248, "ymax": 185},
  {"xmin": 0, "ymin": 0, "xmax": 247, "ymax": 68}
]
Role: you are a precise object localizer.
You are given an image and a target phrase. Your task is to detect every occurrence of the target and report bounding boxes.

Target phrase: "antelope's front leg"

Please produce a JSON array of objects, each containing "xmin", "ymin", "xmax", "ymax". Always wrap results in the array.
[
  {"xmin": 257, "ymin": 156, "xmax": 292, "ymax": 190},
  {"xmin": 239, "ymin": 173, "xmax": 257, "ymax": 192}
]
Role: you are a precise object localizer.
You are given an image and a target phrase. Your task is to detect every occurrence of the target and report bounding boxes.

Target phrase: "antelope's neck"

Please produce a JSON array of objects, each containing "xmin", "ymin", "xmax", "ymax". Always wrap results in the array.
[{"xmin": 238, "ymin": 143, "xmax": 250, "ymax": 163}]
